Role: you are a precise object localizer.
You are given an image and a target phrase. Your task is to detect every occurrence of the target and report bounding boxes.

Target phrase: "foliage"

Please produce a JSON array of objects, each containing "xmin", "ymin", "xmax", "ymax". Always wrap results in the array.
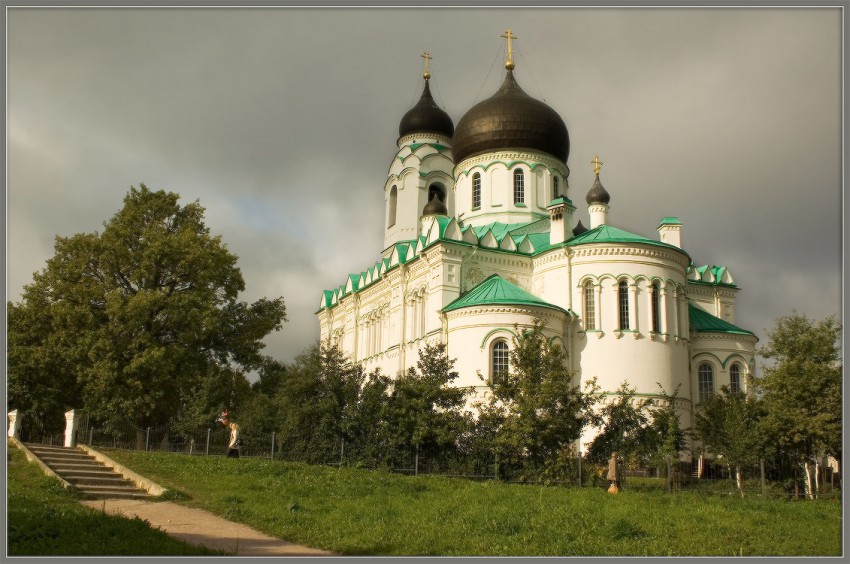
[
  {"xmin": 640, "ymin": 385, "xmax": 687, "ymax": 471},
  {"xmin": 274, "ymin": 342, "xmax": 374, "ymax": 463},
  {"xmin": 7, "ymin": 184, "xmax": 286, "ymax": 429},
  {"xmin": 585, "ymin": 382, "xmax": 651, "ymax": 467},
  {"xmin": 693, "ymin": 386, "xmax": 766, "ymax": 496},
  {"xmin": 756, "ymin": 313, "xmax": 842, "ymax": 464},
  {"xmin": 7, "ymin": 446, "xmax": 219, "ymax": 555},
  {"xmin": 102, "ymin": 449, "xmax": 842, "ymax": 556},
  {"xmin": 475, "ymin": 321, "xmax": 598, "ymax": 482},
  {"xmin": 381, "ymin": 343, "xmax": 471, "ymax": 468}
]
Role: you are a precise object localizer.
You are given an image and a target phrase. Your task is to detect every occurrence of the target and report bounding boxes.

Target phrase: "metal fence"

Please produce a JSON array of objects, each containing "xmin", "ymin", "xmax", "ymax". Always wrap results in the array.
[{"xmin": 16, "ymin": 411, "xmax": 840, "ymax": 498}]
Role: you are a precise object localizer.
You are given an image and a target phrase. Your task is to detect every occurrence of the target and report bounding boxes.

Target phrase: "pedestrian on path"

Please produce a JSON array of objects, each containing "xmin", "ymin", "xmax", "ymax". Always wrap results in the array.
[{"xmin": 227, "ymin": 422, "xmax": 241, "ymax": 458}]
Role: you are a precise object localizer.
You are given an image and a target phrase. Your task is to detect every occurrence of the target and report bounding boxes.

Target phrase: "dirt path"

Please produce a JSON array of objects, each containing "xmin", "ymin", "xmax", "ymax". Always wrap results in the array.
[{"xmin": 80, "ymin": 498, "xmax": 336, "ymax": 556}]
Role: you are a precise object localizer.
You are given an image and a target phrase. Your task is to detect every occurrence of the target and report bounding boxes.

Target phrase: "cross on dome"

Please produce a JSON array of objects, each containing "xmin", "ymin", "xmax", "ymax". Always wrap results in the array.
[
  {"xmin": 501, "ymin": 29, "xmax": 517, "ymax": 70},
  {"xmin": 592, "ymin": 155, "xmax": 604, "ymax": 175},
  {"xmin": 421, "ymin": 51, "xmax": 432, "ymax": 80}
]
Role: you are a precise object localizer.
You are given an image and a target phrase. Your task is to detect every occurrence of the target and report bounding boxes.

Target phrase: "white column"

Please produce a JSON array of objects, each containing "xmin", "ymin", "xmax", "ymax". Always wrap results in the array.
[
  {"xmin": 671, "ymin": 288, "xmax": 680, "ymax": 338},
  {"xmin": 660, "ymin": 287, "xmax": 669, "ymax": 335},
  {"xmin": 8, "ymin": 410, "xmax": 21, "ymax": 439},
  {"xmin": 64, "ymin": 409, "xmax": 80, "ymax": 448}
]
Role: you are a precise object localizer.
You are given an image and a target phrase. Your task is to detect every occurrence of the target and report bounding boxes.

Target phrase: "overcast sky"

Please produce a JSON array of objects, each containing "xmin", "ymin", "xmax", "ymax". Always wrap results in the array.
[{"xmin": 7, "ymin": 6, "xmax": 845, "ymax": 367}]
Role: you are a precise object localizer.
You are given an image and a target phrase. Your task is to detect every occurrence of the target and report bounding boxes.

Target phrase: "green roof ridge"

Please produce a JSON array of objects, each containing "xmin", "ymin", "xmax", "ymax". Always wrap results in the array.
[
  {"xmin": 566, "ymin": 225, "xmax": 684, "ymax": 253},
  {"xmin": 442, "ymin": 274, "xmax": 568, "ymax": 314},
  {"xmin": 688, "ymin": 304, "xmax": 756, "ymax": 337}
]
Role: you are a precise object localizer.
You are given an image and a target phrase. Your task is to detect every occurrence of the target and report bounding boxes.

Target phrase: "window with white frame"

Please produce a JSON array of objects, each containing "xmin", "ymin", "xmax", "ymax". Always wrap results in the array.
[
  {"xmin": 651, "ymin": 282, "xmax": 660, "ymax": 333},
  {"xmin": 618, "ymin": 280, "xmax": 630, "ymax": 330},
  {"xmin": 553, "ymin": 176, "xmax": 559, "ymax": 198},
  {"xmin": 729, "ymin": 363, "xmax": 741, "ymax": 394},
  {"xmin": 698, "ymin": 362, "xmax": 714, "ymax": 403},
  {"xmin": 584, "ymin": 281, "xmax": 596, "ymax": 330},
  {"xmin": 472, "ymin": 172, "xmax": 481, "ymax": 208},
  {"xmin": 491, "ymin": 340, "xmax": 510, "ymax": 385},
  {"xmin": 513, "ymin": 169, "xmax": 525, "ymax": 204}
]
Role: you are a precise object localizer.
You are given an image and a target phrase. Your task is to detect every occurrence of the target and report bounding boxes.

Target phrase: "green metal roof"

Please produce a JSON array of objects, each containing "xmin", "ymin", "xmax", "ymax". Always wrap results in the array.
[
  {"xmin": 442, "ymin": 274, "xmax": 568, "ymax": 314},
  {"xmin": 688, "ymin": 304, "xmax": 756, "ymax": 337},
  {"xmin": 472, "ymin": 221, "xmax": 535, "ymax": 242},
  {"xmin": 658, "ymin": 216, "xmax": 681, "ymax": 226},
  {"xmin": 566, "ymin": 225, "xmax": 684, "ymax": 253}
]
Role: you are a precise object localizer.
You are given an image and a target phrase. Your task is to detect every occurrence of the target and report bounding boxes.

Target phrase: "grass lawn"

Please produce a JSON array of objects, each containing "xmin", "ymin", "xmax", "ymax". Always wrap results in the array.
[
  {"xmin": 7, "ymin": 446, "xmax": 222, "ymax": 556},
  {"xmin": 102, "ymin": 449, "xmax": 842, "ymax": 556}
]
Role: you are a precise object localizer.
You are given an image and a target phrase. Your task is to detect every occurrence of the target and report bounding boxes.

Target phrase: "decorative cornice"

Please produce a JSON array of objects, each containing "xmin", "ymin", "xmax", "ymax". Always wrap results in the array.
[
  {"xmin": 570, "ymin": 245, "xmax": 690, "ymax": 268},
  {"xmin": 445, "ymin": 304, "xmax": 568, "ymax": 323},
  {"xmin": 454, "ymin": 150, "xmax": 567, "ymax": 178}
]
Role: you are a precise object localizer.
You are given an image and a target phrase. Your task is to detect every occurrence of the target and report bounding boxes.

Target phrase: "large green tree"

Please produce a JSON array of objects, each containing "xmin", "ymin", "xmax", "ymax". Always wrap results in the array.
[
  {"xmin": 8, "ymin": 184, "xmax": 286, "ymax": 429},
  {"xmin": 383, "ymin": 343, "xmax": 470, "ymax": 470},
  {"xmin": 693, "ymin": 386, "xmax": 765, "ymax": 496},
  {"xmin": 476, "ymin": 321, "xmax": 598, "ymax": 482},
  {"xmin": 755, "ymin": 313, "xmax": 842, "ymax": 498}
]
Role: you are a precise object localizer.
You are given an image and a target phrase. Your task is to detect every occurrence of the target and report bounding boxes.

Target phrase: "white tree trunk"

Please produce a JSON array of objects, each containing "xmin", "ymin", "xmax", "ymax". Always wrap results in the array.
[
  {"xmin": 736, "ymin": 465, "xmax": 744, "ymax": 497},
  {"xmin": 803, "ymin": 461, "xmax": 815, "ymax": 499}
]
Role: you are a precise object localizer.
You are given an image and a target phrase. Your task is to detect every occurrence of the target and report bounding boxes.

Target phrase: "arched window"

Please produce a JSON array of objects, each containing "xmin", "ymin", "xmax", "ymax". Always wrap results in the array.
[
  {"xmin": 513, "ymin": 169, "xmax": 525, "ymax": 204},
  {"xmin": 729, "ymin": 363, "xmax": 741, "ymax": 394},
  {"xmin": 650, "ymin": 282, "xmax": 660, "ymax": 333},
  {"xmin": 387, "ymin": 185, "xmax": 398, "ymax": 228},
  {"xmin": 553, "ymin": 176, "xmax": 560, "ymax": 198},
  {"xmin": 618, "ymin": 280, "xmax": 630, "ymax": 330},
  {"xmin": 698, "ymin": 362, "xmax": 714, "ymax": 403},
  {"xmin": 584, "ymin": 281, "xmax": 596, "ymax": 330},
  {"xmin": 472, "ymin": 172, "xmax": 481, "ymax": 209},
  {"xmin": 491, "ymin": 340, "xmax": 510, "ymax": 385}
]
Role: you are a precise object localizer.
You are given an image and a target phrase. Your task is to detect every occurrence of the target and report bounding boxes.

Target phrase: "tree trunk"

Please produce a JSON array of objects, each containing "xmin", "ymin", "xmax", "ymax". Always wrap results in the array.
[
  {"xmin": 803, "ymin": 461, "xmax": 815, "ymax": 499},
  {"xmin": 815, "ymin": 459, "xmax": 821, "ymax": 496},
  {"xmin": 736, "ymin": 465, "xmax": 744, "ymax": 498}
]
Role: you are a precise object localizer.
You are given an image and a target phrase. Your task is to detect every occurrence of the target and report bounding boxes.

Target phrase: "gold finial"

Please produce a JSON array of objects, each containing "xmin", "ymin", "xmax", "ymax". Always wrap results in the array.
[
  {"xmin": 421, "ymin": 51, "xmax": 432, "ymax": 80},
  {"xmin": 501, "ymin": 28, "xmax": 517, "ymax": 70},
  {"xmin": 591, "ymin": 155, "xmax": 604, "ymax": 175}
]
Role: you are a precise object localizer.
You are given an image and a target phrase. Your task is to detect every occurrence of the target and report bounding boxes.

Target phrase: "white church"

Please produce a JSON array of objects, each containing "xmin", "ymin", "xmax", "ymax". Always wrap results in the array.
[{"xmin": 317, "ymin": 35, "xmax": 757, "ymax": 450}]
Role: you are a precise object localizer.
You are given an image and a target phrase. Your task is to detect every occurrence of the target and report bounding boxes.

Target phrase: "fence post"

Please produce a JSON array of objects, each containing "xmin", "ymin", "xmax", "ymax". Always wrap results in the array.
[
  {"xmin": 666, "ymin": 459, "xmax": 672, "ymax": 494},
  {"xmin": 760, "ymin": 458, "xmax": 766, "ymax": 496},
  {"xmin": 340, "ymin": 438, "xmax": 345, "ymax": 467},
  {"xmin": 145, "ymin": 427, "xmax": 151, "ymax": 451},
  {"xmin": 415, "ymin": 446, "xmax": 419, "ymax": 477},
  {"xmin": 64, "ymin": 409, "xmax": 80, "ymax": 447},
  {"xmin": 89, "ymin": 427, "xmax": 94, "ymax": 446},
  {"xmin": 577, "ymin": 451, "xmax": 582, "ymax": 487},
  {"xmin": 271, "ymin": 431, "xmax": 275, "ymax": 460},
  {"xmin": 206, "ymin": 428, "xmax": 211, "ymax": 455}
]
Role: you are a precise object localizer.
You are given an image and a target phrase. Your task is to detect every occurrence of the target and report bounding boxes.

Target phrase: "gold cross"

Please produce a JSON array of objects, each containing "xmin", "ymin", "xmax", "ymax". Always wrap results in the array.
[
  {"xmin": 501, "ymin": 29, "xmax": 517, "ymax": 70},
  {"xmin": 591, "ymin": 155, "xmax": 604, "ymax": 175},
  {"xmin": 421, "ymin": 51, "xmax": 432, "ymax": 80}
]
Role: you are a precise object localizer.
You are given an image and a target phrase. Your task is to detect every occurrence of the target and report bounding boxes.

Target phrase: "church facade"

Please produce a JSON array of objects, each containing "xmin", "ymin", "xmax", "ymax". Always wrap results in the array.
[{"xmin": 316, "ymin": 42, "xmax": 757, "ymax": 452}]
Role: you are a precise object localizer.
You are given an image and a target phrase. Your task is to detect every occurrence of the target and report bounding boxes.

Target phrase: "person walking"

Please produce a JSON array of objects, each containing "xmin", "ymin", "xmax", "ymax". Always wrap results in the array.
[{"xmin": 227, "ymin": 422, "xmax": 241, "ymax": 458}]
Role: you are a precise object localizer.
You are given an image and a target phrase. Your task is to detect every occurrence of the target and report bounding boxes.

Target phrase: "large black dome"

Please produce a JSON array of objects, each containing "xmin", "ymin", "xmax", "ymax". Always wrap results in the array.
[
  {"xmin": 399, "ymin": 81, "xmax": 454, "ymax": 139},
  {"xmin": 452, "ymin": 69, "xmax": 569, "ymax": 165}
]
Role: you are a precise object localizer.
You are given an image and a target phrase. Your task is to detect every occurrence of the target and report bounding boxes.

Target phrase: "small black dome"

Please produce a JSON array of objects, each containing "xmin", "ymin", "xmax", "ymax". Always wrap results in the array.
[
  {"xmin": 399, "ymin": 81, "xmax": 454, "ymax": 138},
  {"xmin": 452, "ymin": 69, "xmax": 569, "ymax": 165},
  {"xmin": 586, "ymin": 174, "xmax": 610, "ymax": 205},
  {"xmin": 422, "ymin": 193, "xmax": 448, "ymax": 216},
  {"xmin": 572, "ymin": 220, "xmax": 589, "ymax": 236}
]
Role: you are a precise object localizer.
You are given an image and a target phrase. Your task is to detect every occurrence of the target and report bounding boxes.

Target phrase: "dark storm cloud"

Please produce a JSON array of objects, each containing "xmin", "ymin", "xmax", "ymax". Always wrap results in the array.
[{"xmin": 7, "ymin": 7, "xmax": 843, "ymax": 363}]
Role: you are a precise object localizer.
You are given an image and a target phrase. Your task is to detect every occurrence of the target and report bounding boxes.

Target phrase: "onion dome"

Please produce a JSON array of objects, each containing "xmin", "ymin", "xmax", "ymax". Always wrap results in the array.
[
  {"xmin": 399, "ymin": 80, "xmax": 454, "ymax": 138},
  {"xmin": 452, "ymin": 69, "xmax": 569, "ymax": 165},
  {"xmin": 586, "ymin": 174, "xmax": 610, "ymax": 205},
  {"xmin": 422, "ymin": 193, "xmax": 448, "ymax": 216},
  {"xmin": 572, "ymin": 220, "xmax": 589, "ymax": 236}
]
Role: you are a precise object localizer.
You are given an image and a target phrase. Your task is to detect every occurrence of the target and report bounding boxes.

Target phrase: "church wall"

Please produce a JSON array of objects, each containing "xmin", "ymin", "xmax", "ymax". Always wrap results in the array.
[
  {"xmin": 690, "ymin": 333, "xmax": 757, "ymax": 397},
  {"xmin": 445, "ymin": 305, "xmax": 568, "ymax": 402}
]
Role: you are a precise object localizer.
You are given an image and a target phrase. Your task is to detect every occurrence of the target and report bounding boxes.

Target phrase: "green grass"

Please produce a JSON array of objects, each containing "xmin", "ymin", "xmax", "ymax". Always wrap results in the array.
[
  {"xmin": 101, "ymin": 449, "xmax": 842, "ymax": 556},
  {"xmin": 7, "ymin": 446, "xmax": 222, "ymax": 556}
]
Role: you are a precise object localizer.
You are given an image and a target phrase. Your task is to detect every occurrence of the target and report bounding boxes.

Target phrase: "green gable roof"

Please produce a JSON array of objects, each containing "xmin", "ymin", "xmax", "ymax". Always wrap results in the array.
[
  {"xmin": 442, "ymin": 274, "xmax": 568, "ymax": 314},
  {"xmin": 566, "ymin": 225, "xmax": 684, "ymax": 253},
  {"xmin": 689, "ymin": 304, "xmax": 756, "ymax": 337}
]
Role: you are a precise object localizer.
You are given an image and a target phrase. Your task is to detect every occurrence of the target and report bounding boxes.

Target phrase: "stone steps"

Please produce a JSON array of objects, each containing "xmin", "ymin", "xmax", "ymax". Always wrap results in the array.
[{"xmin": 23, "ymin": 443, "xmax": 153, "ymax": 499}]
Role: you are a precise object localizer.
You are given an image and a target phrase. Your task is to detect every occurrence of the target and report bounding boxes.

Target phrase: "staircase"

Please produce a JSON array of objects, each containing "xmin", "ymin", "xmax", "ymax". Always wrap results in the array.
[{"xmin": 24, "ymin": 444, "xmax": 152, "ymax": 499}]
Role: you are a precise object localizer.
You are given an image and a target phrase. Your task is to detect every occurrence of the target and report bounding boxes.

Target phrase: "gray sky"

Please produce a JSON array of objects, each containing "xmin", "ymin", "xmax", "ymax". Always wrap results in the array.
[{"xmin": 7, "ymin": 7, "xmax": 844, "ymax": 366}]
